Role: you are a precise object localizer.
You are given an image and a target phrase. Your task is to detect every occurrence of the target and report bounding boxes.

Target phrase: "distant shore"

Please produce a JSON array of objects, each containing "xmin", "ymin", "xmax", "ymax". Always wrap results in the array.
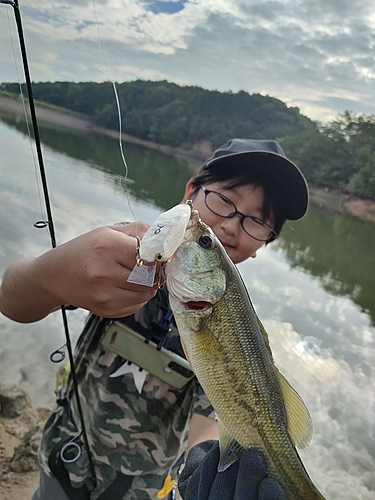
[
  {"xmin": 308, "ymin": 185, "xmax": 375, "ymax": 224},
  {"xmin": 1, "ymin": 94, "xmax": 375, "ymax": 224},
  {"xmin": 0, "ymin": 95, "xmax": 205, "ymax": 168}
]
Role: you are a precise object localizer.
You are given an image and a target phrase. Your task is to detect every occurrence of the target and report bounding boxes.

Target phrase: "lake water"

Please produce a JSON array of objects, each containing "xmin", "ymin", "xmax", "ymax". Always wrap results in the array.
[{"xmin": 0, "ymin": 111, "xmax": 374, "ymax": 499}]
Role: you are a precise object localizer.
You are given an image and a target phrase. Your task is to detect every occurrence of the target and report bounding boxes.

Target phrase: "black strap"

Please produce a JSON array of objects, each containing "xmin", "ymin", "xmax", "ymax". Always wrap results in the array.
[
  {"xmin": 48, "ymin": 443, "xmax": 91, "ymax": 500},
  {"xmin": 96, "ymin": 471, "xmax": 133, "ymax": 500},
  {"xmin": 49, "ymin": 442, "xmax": 133, "ymax": 500}
]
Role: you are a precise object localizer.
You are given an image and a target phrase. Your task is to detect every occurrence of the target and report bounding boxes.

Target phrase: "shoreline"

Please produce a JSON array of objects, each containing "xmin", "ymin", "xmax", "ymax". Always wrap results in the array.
[
  {"xmin": 1, "ymin": 94, "xmax": 375, "ymax": 224},
  {"xmin": 0, "ymin": 95, "xmax": 206, "ymax": 168},
  {"xmin": 308, "ymin": 184, "xmax": 375, "ymax": 224}
]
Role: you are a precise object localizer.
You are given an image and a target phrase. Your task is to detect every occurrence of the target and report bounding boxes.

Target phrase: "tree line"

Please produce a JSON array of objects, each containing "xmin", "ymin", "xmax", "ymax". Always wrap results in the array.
[
  {"xmin": 282, "ymin": 112, "xmax": 375, "ymax": 199},
  {"xmin": 1, "ymin": 80, "xmax": 375, "ymax": 199}
]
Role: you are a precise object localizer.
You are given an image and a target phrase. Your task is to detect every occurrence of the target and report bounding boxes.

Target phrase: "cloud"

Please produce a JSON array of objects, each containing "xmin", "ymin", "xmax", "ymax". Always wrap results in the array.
[{"xmin": 1, "ymin": 0, "xmax": 375, "ymax": 121}]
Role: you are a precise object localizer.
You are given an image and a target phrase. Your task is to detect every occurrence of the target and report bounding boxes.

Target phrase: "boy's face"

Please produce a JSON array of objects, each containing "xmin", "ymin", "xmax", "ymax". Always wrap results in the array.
[{"xmin": 183, "ymin": 181, "xmax": 274, "ymax": 264}]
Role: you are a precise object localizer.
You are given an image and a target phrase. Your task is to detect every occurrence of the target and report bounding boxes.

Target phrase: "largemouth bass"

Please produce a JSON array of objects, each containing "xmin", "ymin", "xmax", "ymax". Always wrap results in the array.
[{"xmin": 165, "ymin": 217, "xmax": 325, "ymax": 500}]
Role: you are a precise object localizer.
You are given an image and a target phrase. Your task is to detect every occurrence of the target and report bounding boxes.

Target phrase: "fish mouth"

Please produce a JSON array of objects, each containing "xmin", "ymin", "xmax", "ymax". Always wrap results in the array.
[{"xmin": 183, "ymin": 301, "xmax": 212, "ymax": 311}]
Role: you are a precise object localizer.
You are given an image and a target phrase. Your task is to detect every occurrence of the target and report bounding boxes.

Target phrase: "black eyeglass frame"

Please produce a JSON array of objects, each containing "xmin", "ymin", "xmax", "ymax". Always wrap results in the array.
[{"xmin": 199, "ymin": 185, "xmax": 277, "ymax": 242}]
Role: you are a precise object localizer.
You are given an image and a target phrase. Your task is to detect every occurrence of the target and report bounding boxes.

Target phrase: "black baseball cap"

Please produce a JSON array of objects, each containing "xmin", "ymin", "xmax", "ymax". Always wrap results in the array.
[{"xmin": 201, "ymin": 138, "xmax": 309, "ymax": 220}]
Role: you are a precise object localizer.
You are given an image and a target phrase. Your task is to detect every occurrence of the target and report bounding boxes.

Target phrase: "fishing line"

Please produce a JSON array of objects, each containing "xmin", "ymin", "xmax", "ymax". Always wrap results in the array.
[
  {"xmin": 92, "ymin": 0, "xmax": 137, "ymax": 225},
  {"xmin": 1, "ymin": 0, "xmax": 97, "ymax": 487},
  {"xmin": 3, "ymin": 3, "xmax": 50, "ymax": 239}
]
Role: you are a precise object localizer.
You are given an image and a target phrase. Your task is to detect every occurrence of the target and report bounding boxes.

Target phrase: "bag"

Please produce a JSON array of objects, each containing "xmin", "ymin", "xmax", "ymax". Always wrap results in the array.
[{"xmin": 101, "ymin": 321, "xmax": 195, "ymax": 389}]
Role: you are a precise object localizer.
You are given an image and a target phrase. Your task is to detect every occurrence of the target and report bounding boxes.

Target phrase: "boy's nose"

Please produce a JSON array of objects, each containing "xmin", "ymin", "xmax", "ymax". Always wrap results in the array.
[{"xmin": 220, "ymin": 215, "xmax": 240, "ymax": 235}]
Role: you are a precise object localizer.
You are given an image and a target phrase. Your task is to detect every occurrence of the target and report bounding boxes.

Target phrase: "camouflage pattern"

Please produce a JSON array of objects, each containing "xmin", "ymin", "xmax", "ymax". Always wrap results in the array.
[{"xmin": 39, "ymin": 291, "xmax": 215, "ymax": 499}]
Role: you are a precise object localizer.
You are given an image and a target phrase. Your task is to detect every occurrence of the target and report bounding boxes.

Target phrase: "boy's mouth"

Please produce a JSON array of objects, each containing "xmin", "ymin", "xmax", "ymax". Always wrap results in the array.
[{"xmin": 221, "ymin": 241, "xmax": 235, "ymax": 251}]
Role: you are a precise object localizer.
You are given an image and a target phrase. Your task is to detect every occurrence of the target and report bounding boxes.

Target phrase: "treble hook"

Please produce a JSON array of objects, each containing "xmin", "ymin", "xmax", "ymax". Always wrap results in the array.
[
  {"xmin": 135, "ymin": 235, "xmax": 144, "ymax": 267},
  {"xmin": 50, "ymin": 344, "xmax": 66, "ymax": 363},
  {"xmin": 157, "ymin": 264, "xmax": 167, "ymax": 290}
]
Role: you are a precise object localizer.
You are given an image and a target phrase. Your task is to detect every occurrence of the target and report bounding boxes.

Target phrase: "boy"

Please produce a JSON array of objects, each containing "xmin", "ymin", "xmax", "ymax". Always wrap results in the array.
[{"xmin": 0, "ymin": 139, "xmax": 308, "ymax": 499}]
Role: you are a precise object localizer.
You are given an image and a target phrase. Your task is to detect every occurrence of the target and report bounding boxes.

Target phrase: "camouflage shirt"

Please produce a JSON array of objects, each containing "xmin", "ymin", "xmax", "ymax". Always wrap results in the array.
[{"xmin": 38, "ymin": 291, "xmax": 215, "ymax": 499}]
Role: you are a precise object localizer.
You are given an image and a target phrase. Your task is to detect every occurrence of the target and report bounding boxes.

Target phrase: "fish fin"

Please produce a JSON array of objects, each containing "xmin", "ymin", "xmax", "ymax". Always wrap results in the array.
[
  {"xmin": 256, "ymin": 316, "xmax": 312, "ymax": 448},
  {"xmin": 276, "ymin": 368, "xmax": 313, "ymax": 450},
  {"xmin": 217, "ymin": 419, "xmax": 244, "ymax": 472}
]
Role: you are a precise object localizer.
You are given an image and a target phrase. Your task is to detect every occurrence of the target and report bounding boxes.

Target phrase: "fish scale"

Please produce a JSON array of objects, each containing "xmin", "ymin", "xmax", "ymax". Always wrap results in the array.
[{"xmin": 166, "ymin": 219, "xmax": 326, "ymax": 500}]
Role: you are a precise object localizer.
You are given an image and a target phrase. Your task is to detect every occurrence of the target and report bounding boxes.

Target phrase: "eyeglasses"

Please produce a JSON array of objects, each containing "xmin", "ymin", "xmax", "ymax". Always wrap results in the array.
[{"xmin": 199, "ymin": 185, "xmax": 277, "ymax": 242}]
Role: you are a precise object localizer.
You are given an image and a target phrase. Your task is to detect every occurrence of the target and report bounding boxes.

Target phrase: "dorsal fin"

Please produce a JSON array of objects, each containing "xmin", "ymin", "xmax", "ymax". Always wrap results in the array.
[
  {"xmin": 276, "ymin": 368, "xmax": 313, "ymax": 450},
  {"xmin": 256, "ymin": 315, "xmax": 313, "ymax": 449}
]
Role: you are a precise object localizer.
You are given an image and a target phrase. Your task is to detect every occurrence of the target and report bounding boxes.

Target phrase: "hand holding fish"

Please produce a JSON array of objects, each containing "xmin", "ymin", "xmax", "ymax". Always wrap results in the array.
[
  {"xmin": 179, "ymin": 440, "xmax": 286, "ymax": 499},
  {"xmin": 0, "ymin": 222, "xmax": 157, "ymax": 322}
]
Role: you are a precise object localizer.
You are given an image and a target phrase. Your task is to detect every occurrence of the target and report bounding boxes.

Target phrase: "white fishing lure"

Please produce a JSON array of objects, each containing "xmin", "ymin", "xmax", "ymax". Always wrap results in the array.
[
  {"xmin": 139, "ymin": 203, "xmax": 191, "ymax": 263},
  {"xmin": 127, "ymin": 203, "xmax": 192, "ymax": 287}
]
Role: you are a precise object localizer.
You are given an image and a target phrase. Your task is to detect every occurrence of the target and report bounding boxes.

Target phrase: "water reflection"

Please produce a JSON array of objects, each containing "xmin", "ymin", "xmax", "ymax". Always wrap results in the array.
[
  {"xmin": 275, "ymin": 203, "xmax": 375, "ymax": 325},
  {"xmin": 0, "ymin": 112, "xmax": 195, "ymax": 211}
]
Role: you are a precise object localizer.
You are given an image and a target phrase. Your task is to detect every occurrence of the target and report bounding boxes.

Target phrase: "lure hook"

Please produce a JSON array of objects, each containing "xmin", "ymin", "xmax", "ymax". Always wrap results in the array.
[
  {"xmin": 135, "ymin": 235, "xmax": 144, "ymax": 267},
  {"xmin": 157, "ymin": 264, "xmax": 166, "ymax": 290}
]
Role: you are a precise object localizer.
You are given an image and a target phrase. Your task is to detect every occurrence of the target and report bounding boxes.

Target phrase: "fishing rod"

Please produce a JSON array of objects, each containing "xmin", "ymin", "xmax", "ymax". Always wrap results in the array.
[{"xmin": 1, "ymin": 0, "xmax": 97, "ymax": 487}]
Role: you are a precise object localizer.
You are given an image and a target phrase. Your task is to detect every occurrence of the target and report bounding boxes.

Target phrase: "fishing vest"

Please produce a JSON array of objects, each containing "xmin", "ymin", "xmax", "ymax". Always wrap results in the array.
[{"xmin": 41, "ymin": 290, "xmax": 214, "ymax": 499}]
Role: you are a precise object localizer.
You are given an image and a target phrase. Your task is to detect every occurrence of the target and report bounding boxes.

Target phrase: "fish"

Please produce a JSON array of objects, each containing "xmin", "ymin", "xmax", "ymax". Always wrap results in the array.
[{"xmin": 165, "ymin": 217, "xmax": 326, "ymax": 500}]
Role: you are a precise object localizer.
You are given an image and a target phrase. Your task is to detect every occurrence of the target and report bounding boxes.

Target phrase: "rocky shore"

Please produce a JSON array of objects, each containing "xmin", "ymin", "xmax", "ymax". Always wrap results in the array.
[
  {"xmin": 0, "ymin": 381, "xmax": 52, "ymax": 499},
  {"xmin": 309, "ymin": 184, "xmax": 375, "ymax": 225}
]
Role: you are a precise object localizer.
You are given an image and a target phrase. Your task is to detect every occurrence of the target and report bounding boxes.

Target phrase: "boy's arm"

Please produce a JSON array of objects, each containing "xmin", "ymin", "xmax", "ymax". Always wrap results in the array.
[
  {"xmin": 0, "ymin": 223, "xmax": 156, "ymax": 323},
  {"xmin": 187, "ymin": 413, "xmax": 218, "ymax": 453}
]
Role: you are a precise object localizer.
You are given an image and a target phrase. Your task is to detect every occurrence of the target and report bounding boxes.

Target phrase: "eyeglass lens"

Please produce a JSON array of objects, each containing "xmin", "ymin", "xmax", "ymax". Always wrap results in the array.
[{"xmin": 204, "ymin": 190, "xmax": 273, "ymax": 241}]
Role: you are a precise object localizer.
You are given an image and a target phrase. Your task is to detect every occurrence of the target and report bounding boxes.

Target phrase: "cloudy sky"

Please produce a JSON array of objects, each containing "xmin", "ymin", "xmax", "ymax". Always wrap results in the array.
[{"xmin": 1, "ymin": 0, "xmax": 375, "ymax": 122}]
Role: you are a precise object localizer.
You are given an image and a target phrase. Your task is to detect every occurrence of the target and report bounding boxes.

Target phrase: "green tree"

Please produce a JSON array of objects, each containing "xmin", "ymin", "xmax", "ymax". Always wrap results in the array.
[{"xmin": 347, "ymin": 145, "xmax": 375, "ymax": 198}]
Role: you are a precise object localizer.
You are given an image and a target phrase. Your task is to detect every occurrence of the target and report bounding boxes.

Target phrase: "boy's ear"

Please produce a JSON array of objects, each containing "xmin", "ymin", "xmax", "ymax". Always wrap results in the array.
[{"xmin": 181, "ymin": 180, "xmax": 195, "ymax": 203}]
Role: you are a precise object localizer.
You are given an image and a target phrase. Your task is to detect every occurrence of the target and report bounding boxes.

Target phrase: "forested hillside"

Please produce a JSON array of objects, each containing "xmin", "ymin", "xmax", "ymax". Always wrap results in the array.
[
  {"xmin": 2, "ymin": 80, "xmax": 375, "ymax": 199},
  {"xmin": 1, "ymin": 80, "xmax": 311, "ymax": 147},
  {"xmin": 282, "ymin": 112, "xmax": 375, "ymax": 199}
]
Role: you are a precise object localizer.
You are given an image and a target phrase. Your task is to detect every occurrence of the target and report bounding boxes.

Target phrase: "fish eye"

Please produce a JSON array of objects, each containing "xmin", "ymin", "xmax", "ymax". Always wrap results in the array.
[{"xmin": 198, "ymin": 235, "xmax": 214, "ymax": 249}]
